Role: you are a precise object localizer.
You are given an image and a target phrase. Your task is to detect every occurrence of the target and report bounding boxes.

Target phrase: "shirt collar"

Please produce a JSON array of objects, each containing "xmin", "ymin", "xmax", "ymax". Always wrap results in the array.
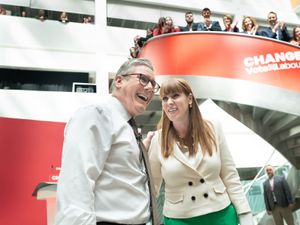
[{"xmin": 110, "ymin": 95, "xmax": 132, "ymax": 122}]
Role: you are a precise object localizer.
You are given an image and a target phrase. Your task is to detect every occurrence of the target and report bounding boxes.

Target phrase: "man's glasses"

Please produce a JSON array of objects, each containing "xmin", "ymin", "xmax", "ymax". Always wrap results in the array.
[{"xmin": 123, "ymin": 73, "xmax": 160, "ymax": 93}]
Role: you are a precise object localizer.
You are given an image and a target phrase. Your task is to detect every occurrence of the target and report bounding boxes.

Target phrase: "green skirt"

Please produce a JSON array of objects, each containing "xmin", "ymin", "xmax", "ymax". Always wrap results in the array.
[{"xmin": 164, "ymin": 204, "xmax": 238, "ymax": 225}]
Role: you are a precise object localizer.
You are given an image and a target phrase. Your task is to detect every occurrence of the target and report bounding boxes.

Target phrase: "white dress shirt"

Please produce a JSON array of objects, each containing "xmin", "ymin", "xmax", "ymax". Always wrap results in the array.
[
  {"xmin": 269, "ymin": 176, "xmax": 277, "ymax": 202},
  {"xmin": 55, "ymin": 95, "xmax": 150, "ymax": 225}
]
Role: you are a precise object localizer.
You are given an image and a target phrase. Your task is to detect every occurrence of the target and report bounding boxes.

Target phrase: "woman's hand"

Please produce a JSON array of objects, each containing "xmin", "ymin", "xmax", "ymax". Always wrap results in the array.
[
  {"xmin": 142, "ymin": 131, "xmax": 155, "ymax": 151},
  {"xmin": 239, "ymin": 212, "xmax": 254, "ymax": 225}
]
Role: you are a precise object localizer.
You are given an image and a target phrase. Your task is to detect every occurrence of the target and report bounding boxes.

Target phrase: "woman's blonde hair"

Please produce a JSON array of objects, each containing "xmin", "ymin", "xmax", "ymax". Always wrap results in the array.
[
  {"xmin": 242, "ymin": 16, "xmax": 257, "ymax": 31},
  {"xmin": 223, "ymin": 15, "xmax": 233, "ymax": 24},
  {"xmin": 158, "ymin": 78, "xmax": 216, "ymax": 158}
]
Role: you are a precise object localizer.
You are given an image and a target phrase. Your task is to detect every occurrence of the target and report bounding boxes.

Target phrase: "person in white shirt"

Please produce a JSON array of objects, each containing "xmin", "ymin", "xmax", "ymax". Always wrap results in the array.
[{"xmin": 55, "ymin": 58, "xmax": 160, "ymax": 225}]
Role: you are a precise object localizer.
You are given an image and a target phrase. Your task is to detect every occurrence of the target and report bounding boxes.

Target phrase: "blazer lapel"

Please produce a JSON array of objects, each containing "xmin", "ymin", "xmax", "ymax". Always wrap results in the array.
[
  {"xmin": 265, "ymin": 179, "xmax": 271, "ymax": 191},
  {"xmin": 273, "ymin": 176, "xmax": 280, "ymax": 189},
  {"xmin": 193, "ymin": 146, "xmax": 203, "ymax": 169},
  {"xmin": 173, "ymin": 143, "xmax": 203, "ymax": 175}
]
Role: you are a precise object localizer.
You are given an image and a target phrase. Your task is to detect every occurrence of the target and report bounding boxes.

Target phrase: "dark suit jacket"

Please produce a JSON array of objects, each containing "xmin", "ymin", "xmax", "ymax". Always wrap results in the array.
[
  {"xmin": 179, "ymin": 23, "xmax": 198, "ymax": 32},
  {"xmin": 197, "ymin": 21, "xmax": 222, "ymax": 31},
  {"xmin": 263, "ymin": 175, "xmax": 294, "ymax": 211},
  {"xmin": 260, "ymin": 27, "xmax": 291, "ymax": 42}
]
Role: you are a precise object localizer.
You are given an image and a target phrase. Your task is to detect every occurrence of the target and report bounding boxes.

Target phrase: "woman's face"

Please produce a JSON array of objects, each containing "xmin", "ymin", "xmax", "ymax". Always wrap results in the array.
[
  {"xmin": 224, "ymin": 17, "xmax": 231, "ymax": 26},
  {"xmin": 161, "ymin": 92, "xmax": 192, "ymax": 122},
  {"xmin": 244, "ymin": 18, "xmax": 253, "ymax": 30},
  {"xmin": 165, "ymin": 17, "xmax": 173, "ymax": 26},
  {"xmin": 295, "ymin": 27, "xmax": 300, "ymax": 41}
]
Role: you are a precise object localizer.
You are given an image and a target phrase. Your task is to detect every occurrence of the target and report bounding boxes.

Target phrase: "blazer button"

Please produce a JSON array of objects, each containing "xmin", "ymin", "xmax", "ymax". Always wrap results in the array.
[
  {"xmin": 191, "ymin": 196, "xmax": 196, "ymax": 201},
  {"xmin": 200, "ymin": 178, "xmax": 205, "ymax": 183},
  {"xmin": 188, "ymin": 181, "xmax": 193, "ymax": 186},
  {"xmin": 203, "ymin": 193, "xmax": 208, "ymax": 198}
]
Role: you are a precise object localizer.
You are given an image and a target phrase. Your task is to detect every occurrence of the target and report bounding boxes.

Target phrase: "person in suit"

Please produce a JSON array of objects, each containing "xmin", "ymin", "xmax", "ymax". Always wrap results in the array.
[
  {"xmin": 197, "ymin": 8, "xmax": 222, "ymax": 31},
  {"xmin": 260, "ymin": 12, "xmax": 290, "ymax": 42},
  {"xmin": 263, "ymin": 165, "xmax": 295, "ymax": 225},
  {"xmin": 148, "ymin": 78, "xmax": 253, "ymax": 225},
  {"xmin": 180, "ymin": 11, "xmax": 198, "ymax": 32}
]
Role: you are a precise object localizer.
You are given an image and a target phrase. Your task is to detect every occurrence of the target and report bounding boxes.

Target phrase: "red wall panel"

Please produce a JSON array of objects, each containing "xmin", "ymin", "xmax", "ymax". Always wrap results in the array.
[{"xmin": 0, "ymin": 118, "xmax": 65, "ymax": 225}]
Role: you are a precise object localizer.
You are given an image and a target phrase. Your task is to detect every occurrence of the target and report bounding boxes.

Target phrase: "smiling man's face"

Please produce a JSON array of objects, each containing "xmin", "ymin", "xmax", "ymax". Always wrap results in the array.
[
  {"xmin": 266, "ymin": 166, "xmax": 274, "ymax": 179},
  {"xmin": 114, "ymin": 65, "xmax": 155, "ymax": 117}
]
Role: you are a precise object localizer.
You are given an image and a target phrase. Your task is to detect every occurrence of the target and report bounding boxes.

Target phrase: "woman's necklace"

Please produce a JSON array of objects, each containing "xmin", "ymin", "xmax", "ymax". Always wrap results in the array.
[
  {"xmin": 177, "ymin": 137, "xmax": 188, "ymax": 152},
  {"xmin": 176, "ymin": 133, "xmax": 192, "ymax": 153}
]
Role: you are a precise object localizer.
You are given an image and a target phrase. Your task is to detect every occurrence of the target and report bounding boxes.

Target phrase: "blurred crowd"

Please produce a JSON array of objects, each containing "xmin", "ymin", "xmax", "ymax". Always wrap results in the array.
[
  {"xmin": 0, "ymin": 4, "xmax": 299, "ymax": 56},
  {"xmin": 0, "ymin": 5, "xmax": 93, "ymax": 24},
  {"xmin": 130, "ymin": 8, "xmax": 300, "ymax": 58}
]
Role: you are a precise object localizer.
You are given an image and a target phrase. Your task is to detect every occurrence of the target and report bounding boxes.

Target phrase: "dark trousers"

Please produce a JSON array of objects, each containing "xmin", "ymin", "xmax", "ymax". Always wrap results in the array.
[{"xmin": 272, "ymin": 205, "xmax": 294, "ymax": 225}]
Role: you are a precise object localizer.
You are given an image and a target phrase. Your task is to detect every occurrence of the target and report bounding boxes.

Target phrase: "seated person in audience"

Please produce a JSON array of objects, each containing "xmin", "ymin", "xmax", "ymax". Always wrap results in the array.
[
  {"xmin": 83, "ymin": 16, "xmax": 93, "ymax": 24},
  {"xmin": 134, "ymin": 28, "xmax": 154, "ymax": 48},
  {"xmin": 83, "ymin": 17, "xmax": 89, "ymax": 23},
  {"xmin": 132, "ymin": 28, "xmax": 153, "ymax": 58},
  {"xmin": 59, "ymin": 12, "xmax": 69, "ymax": 23},
  {"xmin": 180, "ymin": 11, "xmax": 198, "ymax": 32},
  {"xmin": 129, "ymin": 46, "xmax": 138, "ymax": 58},
  {"xmin": 223, "ymin": 15, "xmax": 239, "ymax": 32},
  {"xmin": 87, "ymin": 16, "xmax": 93, "ymax": 24},
  {"xmin": 197, "ymin": 8, "xmax": 222, "ymax": 31},
  {"xmin": 0, "ymin": 6, "xmax": 7, "ymax": 15},
  {"xmin": 241, "ymin": 16, "xmax": 260, "ymax": 35},
  {"xmin": 164, "ymin": 16, "xmax": 181, "ymax": 33},
  {"xmin": 153, "ymin": 17, "xmax": 166, "ymax": 36},
  {"xmin": 19, "ymin": 7, "xmax": 27, "ymax": 17},
  {"xmin": 290, "ymin": 27, "xmax": 300, "ymax": 46},
  {"xmin": 36, "ymin": 9, "xmax": 47, "ymax": 21},
  {"xmin": 260, "ymin": 11, "xmax": 290, "ymax": 42},
  {"xmin": 21, "ymin": 10, "xmax": 27, "ymax": 17}
]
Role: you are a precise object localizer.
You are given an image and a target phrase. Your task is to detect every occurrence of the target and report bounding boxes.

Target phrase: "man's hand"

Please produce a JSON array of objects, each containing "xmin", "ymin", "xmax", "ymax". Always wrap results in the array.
[
  {"xmin": 288, "ymin": 203, "xmax": 295, "ymax": 210},
  {"xmin": 279, "ymin": 21, "xmax": 286, "ymax": 30},
  {"xmin": 204, "ymin": 18, "xmax": 212, "ymax": 28}
]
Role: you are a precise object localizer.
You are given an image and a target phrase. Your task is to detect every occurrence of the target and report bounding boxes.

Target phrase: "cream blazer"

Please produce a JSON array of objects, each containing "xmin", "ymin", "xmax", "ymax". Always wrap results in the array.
[{"xmin": 148, "ymin": 119, "xmax": 251, "ymax": 219}]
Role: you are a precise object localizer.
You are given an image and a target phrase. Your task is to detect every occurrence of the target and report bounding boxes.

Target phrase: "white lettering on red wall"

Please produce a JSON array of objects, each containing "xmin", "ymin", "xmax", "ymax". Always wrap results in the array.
[{"xmin": 244, "ymin": 51, "xmax": 300, "ymax": 75}]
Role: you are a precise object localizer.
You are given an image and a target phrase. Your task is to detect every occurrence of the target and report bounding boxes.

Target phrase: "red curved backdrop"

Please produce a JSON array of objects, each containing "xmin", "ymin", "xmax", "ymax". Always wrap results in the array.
[{"xmin": 140, "ymin": 32, "xmax": 300, "ymax": 93}]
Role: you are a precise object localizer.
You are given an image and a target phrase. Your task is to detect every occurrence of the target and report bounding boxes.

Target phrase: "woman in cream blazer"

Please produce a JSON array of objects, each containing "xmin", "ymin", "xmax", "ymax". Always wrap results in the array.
[{"xmin": 148, "ymin": 78, "xmax": 253, "ymax": 225}]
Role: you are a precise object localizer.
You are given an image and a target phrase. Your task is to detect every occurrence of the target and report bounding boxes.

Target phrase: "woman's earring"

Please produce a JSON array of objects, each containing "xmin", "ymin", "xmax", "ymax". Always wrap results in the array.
[{"xmin": 189, "ymin": 103, "xmax": 192, "ymax": 108}]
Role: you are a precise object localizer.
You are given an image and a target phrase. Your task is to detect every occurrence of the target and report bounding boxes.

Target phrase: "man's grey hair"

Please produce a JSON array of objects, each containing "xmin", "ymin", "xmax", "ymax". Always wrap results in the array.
[
  {"xmin": 111, "ymin": 58, "xmax": 154, "ymax": 91},
  {"xmin": 116, "ymin": 58, "xmax": 154, "ymax": 76}
]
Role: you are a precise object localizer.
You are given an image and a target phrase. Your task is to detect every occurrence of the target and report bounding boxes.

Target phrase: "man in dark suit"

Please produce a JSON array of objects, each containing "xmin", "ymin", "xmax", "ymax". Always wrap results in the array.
[
  {"xmin": 197, "ymin": 8, "xmax": 222, "ymax": 31},
  {"xmin": 263, "ymin": 165, "xmax": 295, "ymax": 225},
  {"xmin": 260, "ymin": 11, "xmax": 290, "ymax": 42},
  {"xmin": 179, "ymin": 11, "xmax": 198, "ymax": 32}
]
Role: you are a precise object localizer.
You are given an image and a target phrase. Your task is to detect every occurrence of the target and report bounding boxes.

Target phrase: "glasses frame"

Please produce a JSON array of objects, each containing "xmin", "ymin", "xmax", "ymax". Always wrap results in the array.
[{"xmin": 122, "ymin": 73, "xmax": 160, "ymax": 93}]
